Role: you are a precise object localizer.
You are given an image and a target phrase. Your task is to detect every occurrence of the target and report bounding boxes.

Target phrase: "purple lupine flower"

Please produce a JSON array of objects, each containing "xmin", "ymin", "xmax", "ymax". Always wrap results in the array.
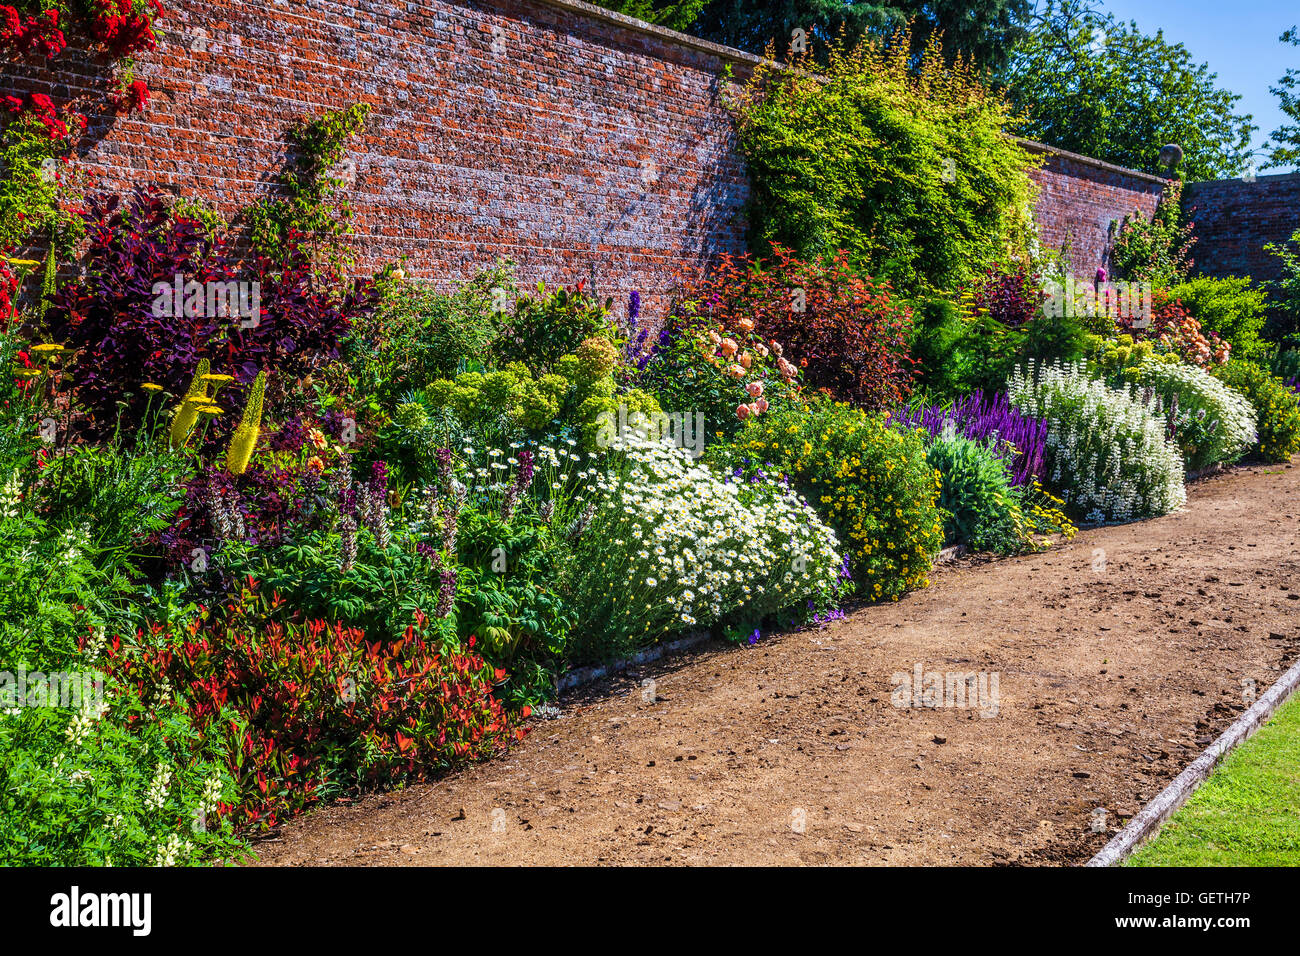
[{"xmin": 629, "ymin": 290, "xmax": 642, "ymax": 326}]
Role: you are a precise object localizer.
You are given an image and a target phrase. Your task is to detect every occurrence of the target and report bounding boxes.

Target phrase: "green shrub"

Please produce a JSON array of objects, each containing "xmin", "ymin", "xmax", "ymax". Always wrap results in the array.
[
  {"xmin": 1111, "ymin": 179, "xmax": 1195, "ymax": 287},
  {"xmin": 727, "ymin": 398, "xmax": 944, "ymax": 601},
  {"xmin": 345, "ymin": 264, "xmax": 509, "ymax": 410},
  {"xmin": 1167, "ymin": 277, "xmax": 1270, "ymax": 362},
  {"xmin": 492, "ymin": 282, "xmax": 616, "ymax": 372},
  {"xmin": 728, "ymin": 29, "xmax": 1039, "ymax": 297},
  {"xmin": 1008, "ymin": 360, "xmax": 1186, "ymax": 521},
  {"xmin": 1130, "ymin": 362, "xmax": 1257, "ymax": 471},
  {"xmin": 1210, "ymin": 360, "xmax": 1300, "ymax": 462},
  {"xmin": 924, "ymin": 430, "xmax": 1025, "ymax": 554}
]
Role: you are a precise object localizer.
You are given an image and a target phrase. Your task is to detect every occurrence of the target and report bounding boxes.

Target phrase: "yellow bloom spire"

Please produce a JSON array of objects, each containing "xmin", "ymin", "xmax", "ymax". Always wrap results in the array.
[
  {"xmin": 225, "ymin": 371, "xmax": 267, "ymax": 476},
  {"xmin": 168, "ymin": 359, "xmax": 211, "ymax": 449}
]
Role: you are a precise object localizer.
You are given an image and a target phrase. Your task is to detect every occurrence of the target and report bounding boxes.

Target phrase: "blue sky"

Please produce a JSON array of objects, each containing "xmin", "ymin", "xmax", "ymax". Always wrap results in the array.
[{"xmin": 1100, "ymin": 0, "xmax": 1297, "ymax": 172}]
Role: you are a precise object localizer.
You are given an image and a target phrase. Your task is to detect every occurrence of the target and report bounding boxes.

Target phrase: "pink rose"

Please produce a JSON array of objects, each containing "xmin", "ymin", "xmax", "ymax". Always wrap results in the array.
[
  {"xmin": 746, "ymin": 380, "xmax": 764, "ymax": 398},
  {"xmin": 736, "ymin": 404, "xmax": 751, "ymax": 421},
  {"xmin": 755, "ymin": 398, "xmax": 769, "ymax": 413}
]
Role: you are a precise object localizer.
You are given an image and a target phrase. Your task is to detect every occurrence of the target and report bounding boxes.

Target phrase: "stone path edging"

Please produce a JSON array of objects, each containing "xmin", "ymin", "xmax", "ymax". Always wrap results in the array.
[{"xmin": 1086, "ymin": 654, "xmax": 1300, "ymax": 866}]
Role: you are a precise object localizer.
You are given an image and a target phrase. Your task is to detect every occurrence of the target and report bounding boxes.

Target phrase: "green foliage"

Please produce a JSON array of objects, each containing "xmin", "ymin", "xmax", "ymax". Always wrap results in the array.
[
  {"xmin": 420, "ymin": 343, "xmax": 660, "ymax": 455},
  {"xmin": 0, "ymin": 669, "xmax": 241, "ymax": 866},
  {"xmin": 592, "ymin": 0, "xmax": 705, "ymax": 31},
  {"xmin": 1003, "ymin": 0, "xmax": 1256, "ymax": 181},
  {"xmin": 247, "ymin": 103, "xmax": 370, "ymax": 265},
  {"xmin": 729, "ymin": 27, "xmax": 1039, "ymax": 297},
  {"xmin": 692, "ymin": 0, "xmax": 1032, "ymax": 74},
  {"xmin": 1210, "ymin": 359, "xmax": 1300, "ymax": 463},
  {"xmin": 926, "ymin": 429, "xmax": 1023, "ymax": 552},
  {"xmin": 491, "ymin": 282, "xmax": 616, "ymax": 372},
  {"xmin": 1265, "ymin": 229, "xmax": 1300, "ymax": 342},
  {"xmin": 1167, "ymin": 277, "xmax": 1270, "ymax": 362},
  {"xmin": 345, "ymin": 264, "xmax": 510, "ymax": 410},
  {"xmin": 1111, "ymin": 179, "xmax": 1196, "ymax": 287},
  {"xmin": 219, "ymin": 529, "xmax": 443, "ymax": 644},
  {"xmin": 0, "ymin": 114, "xmax": 84, "ymax": 264},
  {"xmin": 453, "ymin": 507, "xmax": 575, "ymax": 703},
  {"xmin": 1263, "ymin": 28, "xmax": 1300, "ymax": 171}
]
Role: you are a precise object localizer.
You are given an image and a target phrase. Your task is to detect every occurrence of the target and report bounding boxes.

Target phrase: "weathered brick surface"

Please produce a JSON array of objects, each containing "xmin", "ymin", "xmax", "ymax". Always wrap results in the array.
[
  {"xmin": 4, "ymin": 0, "xmax": 1181, "ymax": 317},
  {"xmin": 1021, "ymin": 141, "xmax": 1165, "ymax": 279},
  {"xmin": 1184, "ymin": 173, "xmax": 1300, "ymax": 282}
]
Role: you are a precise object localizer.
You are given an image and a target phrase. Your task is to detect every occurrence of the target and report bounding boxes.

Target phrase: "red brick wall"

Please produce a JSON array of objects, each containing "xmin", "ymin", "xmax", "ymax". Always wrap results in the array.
[
  {"xmin": 1021, "ymin": 141, "xmax": 1166, "ymax": 279},
  {"xmin": 1184, "ymin": 173, "xmax": 1300, "ymax": 282},
  {"xmin": 4, "ymin": 0, "xmax": 1176, "ymax": 317},
  {"xmin": 5, "ymin": 0, "xmax": 757, "ymax": 322}
]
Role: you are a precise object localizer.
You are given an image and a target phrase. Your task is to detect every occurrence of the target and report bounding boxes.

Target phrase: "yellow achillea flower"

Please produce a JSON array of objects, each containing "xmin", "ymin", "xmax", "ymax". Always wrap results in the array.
[
  {"xmin": 225, "ymin": 371, "xmax": 267, "ymax": 476},
  {"xmin": 169, "ymin": 359, "xmax": 212, "ymax": 448}
]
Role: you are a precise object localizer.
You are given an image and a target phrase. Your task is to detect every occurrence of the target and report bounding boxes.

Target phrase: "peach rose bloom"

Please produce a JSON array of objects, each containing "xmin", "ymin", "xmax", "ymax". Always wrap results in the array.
[
  {"xmin": 755, "ymin": 398, "xmax": 769, "ymax": 413},
  {"xmin": 720, "ymin": 337, "xmax": 739, "ymax": 357},
  {"xmin": 737, "ymin": 317, "xmax": 754, "ymax": 333},
  {"xmin": 738, "ymin": 352, "xmax": 753, "ymax": 369},
  {"xmin": 736, "ymin": 403, "xmax": 751, "ymax": 421}
]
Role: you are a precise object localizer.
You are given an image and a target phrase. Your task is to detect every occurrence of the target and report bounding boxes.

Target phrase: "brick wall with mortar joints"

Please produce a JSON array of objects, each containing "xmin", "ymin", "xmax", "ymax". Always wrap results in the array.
[{"xmin": 4, "ymin": 0, "xmax": 1184, "ymax": 321}]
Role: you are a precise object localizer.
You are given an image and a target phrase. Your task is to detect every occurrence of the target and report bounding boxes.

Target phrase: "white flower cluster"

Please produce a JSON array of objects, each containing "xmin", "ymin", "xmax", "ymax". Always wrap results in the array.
[
  {"xmin": 154, "ymin": 832, "xmax": 193, "ymax": 867},
  {"xmin": 144, "ymin": 762, "xmax": 173, "ymax": 813},
  {"xmin": 1008, "ymin": 360, "xmax": 1186, "ymax": 521},
  {"xmin": 579, "ymin": 433, "xmax": 844, "ymax": 638},
  {"xmin": 1136, "ymin": 361, "xmax": 1257, "ymax": 466},
  {"xmin": 0, "ymin": 470, "xmax": 21, "ymax": 520}
]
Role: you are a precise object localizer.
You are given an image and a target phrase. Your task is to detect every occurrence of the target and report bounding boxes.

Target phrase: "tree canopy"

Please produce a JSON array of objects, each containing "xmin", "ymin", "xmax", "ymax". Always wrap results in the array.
[{"xmin": 1001, "ymin": 0, "xmax": 1255, "ymax": 181}]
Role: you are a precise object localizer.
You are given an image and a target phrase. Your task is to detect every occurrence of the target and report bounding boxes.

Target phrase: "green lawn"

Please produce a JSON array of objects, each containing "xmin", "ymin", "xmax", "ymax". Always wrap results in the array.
[{"xmin": 1127, "ymin": 693, "xmax": 1300, "ymax": 866}]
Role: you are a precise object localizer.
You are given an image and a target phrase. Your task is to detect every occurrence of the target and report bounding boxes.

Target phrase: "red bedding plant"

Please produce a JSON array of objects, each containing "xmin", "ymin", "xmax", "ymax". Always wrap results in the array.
[
  {"xmin": 103, "ymin": 582, "xmax": 525, "ymax": 829},
  {"xmin": 672, "ymin": 243, "xmax": 915, "ymax": 408}
]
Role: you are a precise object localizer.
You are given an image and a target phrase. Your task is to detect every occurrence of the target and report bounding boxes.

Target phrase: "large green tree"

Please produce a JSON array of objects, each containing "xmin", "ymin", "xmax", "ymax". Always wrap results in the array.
[
  {"xmin": 591, "ymin": 0, "xmax": 707, "ymax": 32},
  {"xmin": 688, "ymin": 0, "xmax": 1031, "ymax": 74},
  {"xmin": 1263, "ymin": 28, "xmax": 1300, "ymax": 171},
  {"xmin": 1002, "ymin": 0, "xmax": 1255, "ymax": 181}
]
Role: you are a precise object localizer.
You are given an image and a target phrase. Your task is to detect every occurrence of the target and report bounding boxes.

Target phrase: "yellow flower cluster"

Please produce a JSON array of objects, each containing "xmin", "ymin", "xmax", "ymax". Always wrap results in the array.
[{"xmin": 736, "ymin": 399, "xmax": 944, "ymax": 602}]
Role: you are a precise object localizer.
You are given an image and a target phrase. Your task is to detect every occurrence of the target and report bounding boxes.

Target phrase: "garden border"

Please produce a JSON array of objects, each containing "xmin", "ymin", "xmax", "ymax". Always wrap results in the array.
[
  {"xmin": 1085, "ymin": 654, "xmax": 1300, "ymax": 866},
  {"xmin": 557, "ymin": 544, "xmax": 971, "ymax": 694}
]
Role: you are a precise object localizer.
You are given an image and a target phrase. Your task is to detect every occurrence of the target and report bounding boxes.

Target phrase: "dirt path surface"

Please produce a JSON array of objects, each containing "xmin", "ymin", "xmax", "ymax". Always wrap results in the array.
[{"xmin": 255, "ymin": 461, "xmax": 1300, "ymax": 866}]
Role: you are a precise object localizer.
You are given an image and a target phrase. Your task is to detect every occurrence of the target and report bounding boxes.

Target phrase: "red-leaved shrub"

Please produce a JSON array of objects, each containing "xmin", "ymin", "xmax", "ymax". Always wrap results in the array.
[
  {"xmin": 673, "ymin": 244, "xmax": 915, "ymax": 407},
  {"xmin": 104, "ymin": 584, "xmax": 524, "ymax": 828}
]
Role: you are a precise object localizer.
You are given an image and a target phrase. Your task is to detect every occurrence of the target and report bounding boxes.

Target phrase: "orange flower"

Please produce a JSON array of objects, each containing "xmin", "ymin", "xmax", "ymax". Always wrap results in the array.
[{"xmin": 306, "ymin": 456, "xmax": 324, "ymax": 474}]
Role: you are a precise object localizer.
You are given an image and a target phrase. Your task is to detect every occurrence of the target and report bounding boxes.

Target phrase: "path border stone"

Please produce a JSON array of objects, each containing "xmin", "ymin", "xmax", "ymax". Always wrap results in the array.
[{"xmin": 1086, "ymin": 654, "xmax": 1300, "ymax": 866}]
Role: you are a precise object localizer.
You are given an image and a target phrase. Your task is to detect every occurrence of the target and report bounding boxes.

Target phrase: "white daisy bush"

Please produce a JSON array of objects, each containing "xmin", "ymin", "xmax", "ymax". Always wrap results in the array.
[
  {"xmin": 1133, "ymin": 361, "xmax": 1257, "ymax": 472},
  {"xmin": 566, "ymin": 432, "xmax": 847, "ymax": 659},
  {"xmin": 1008, "ymin": 360, "xmax": 1186, "ymax": 522}
]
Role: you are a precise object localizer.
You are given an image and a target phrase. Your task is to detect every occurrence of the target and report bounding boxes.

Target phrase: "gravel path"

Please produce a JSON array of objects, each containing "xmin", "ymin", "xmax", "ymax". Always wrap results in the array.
[{"xmin": 253, "ymin": 460, "xmax": 1300, "ymax": 866}]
